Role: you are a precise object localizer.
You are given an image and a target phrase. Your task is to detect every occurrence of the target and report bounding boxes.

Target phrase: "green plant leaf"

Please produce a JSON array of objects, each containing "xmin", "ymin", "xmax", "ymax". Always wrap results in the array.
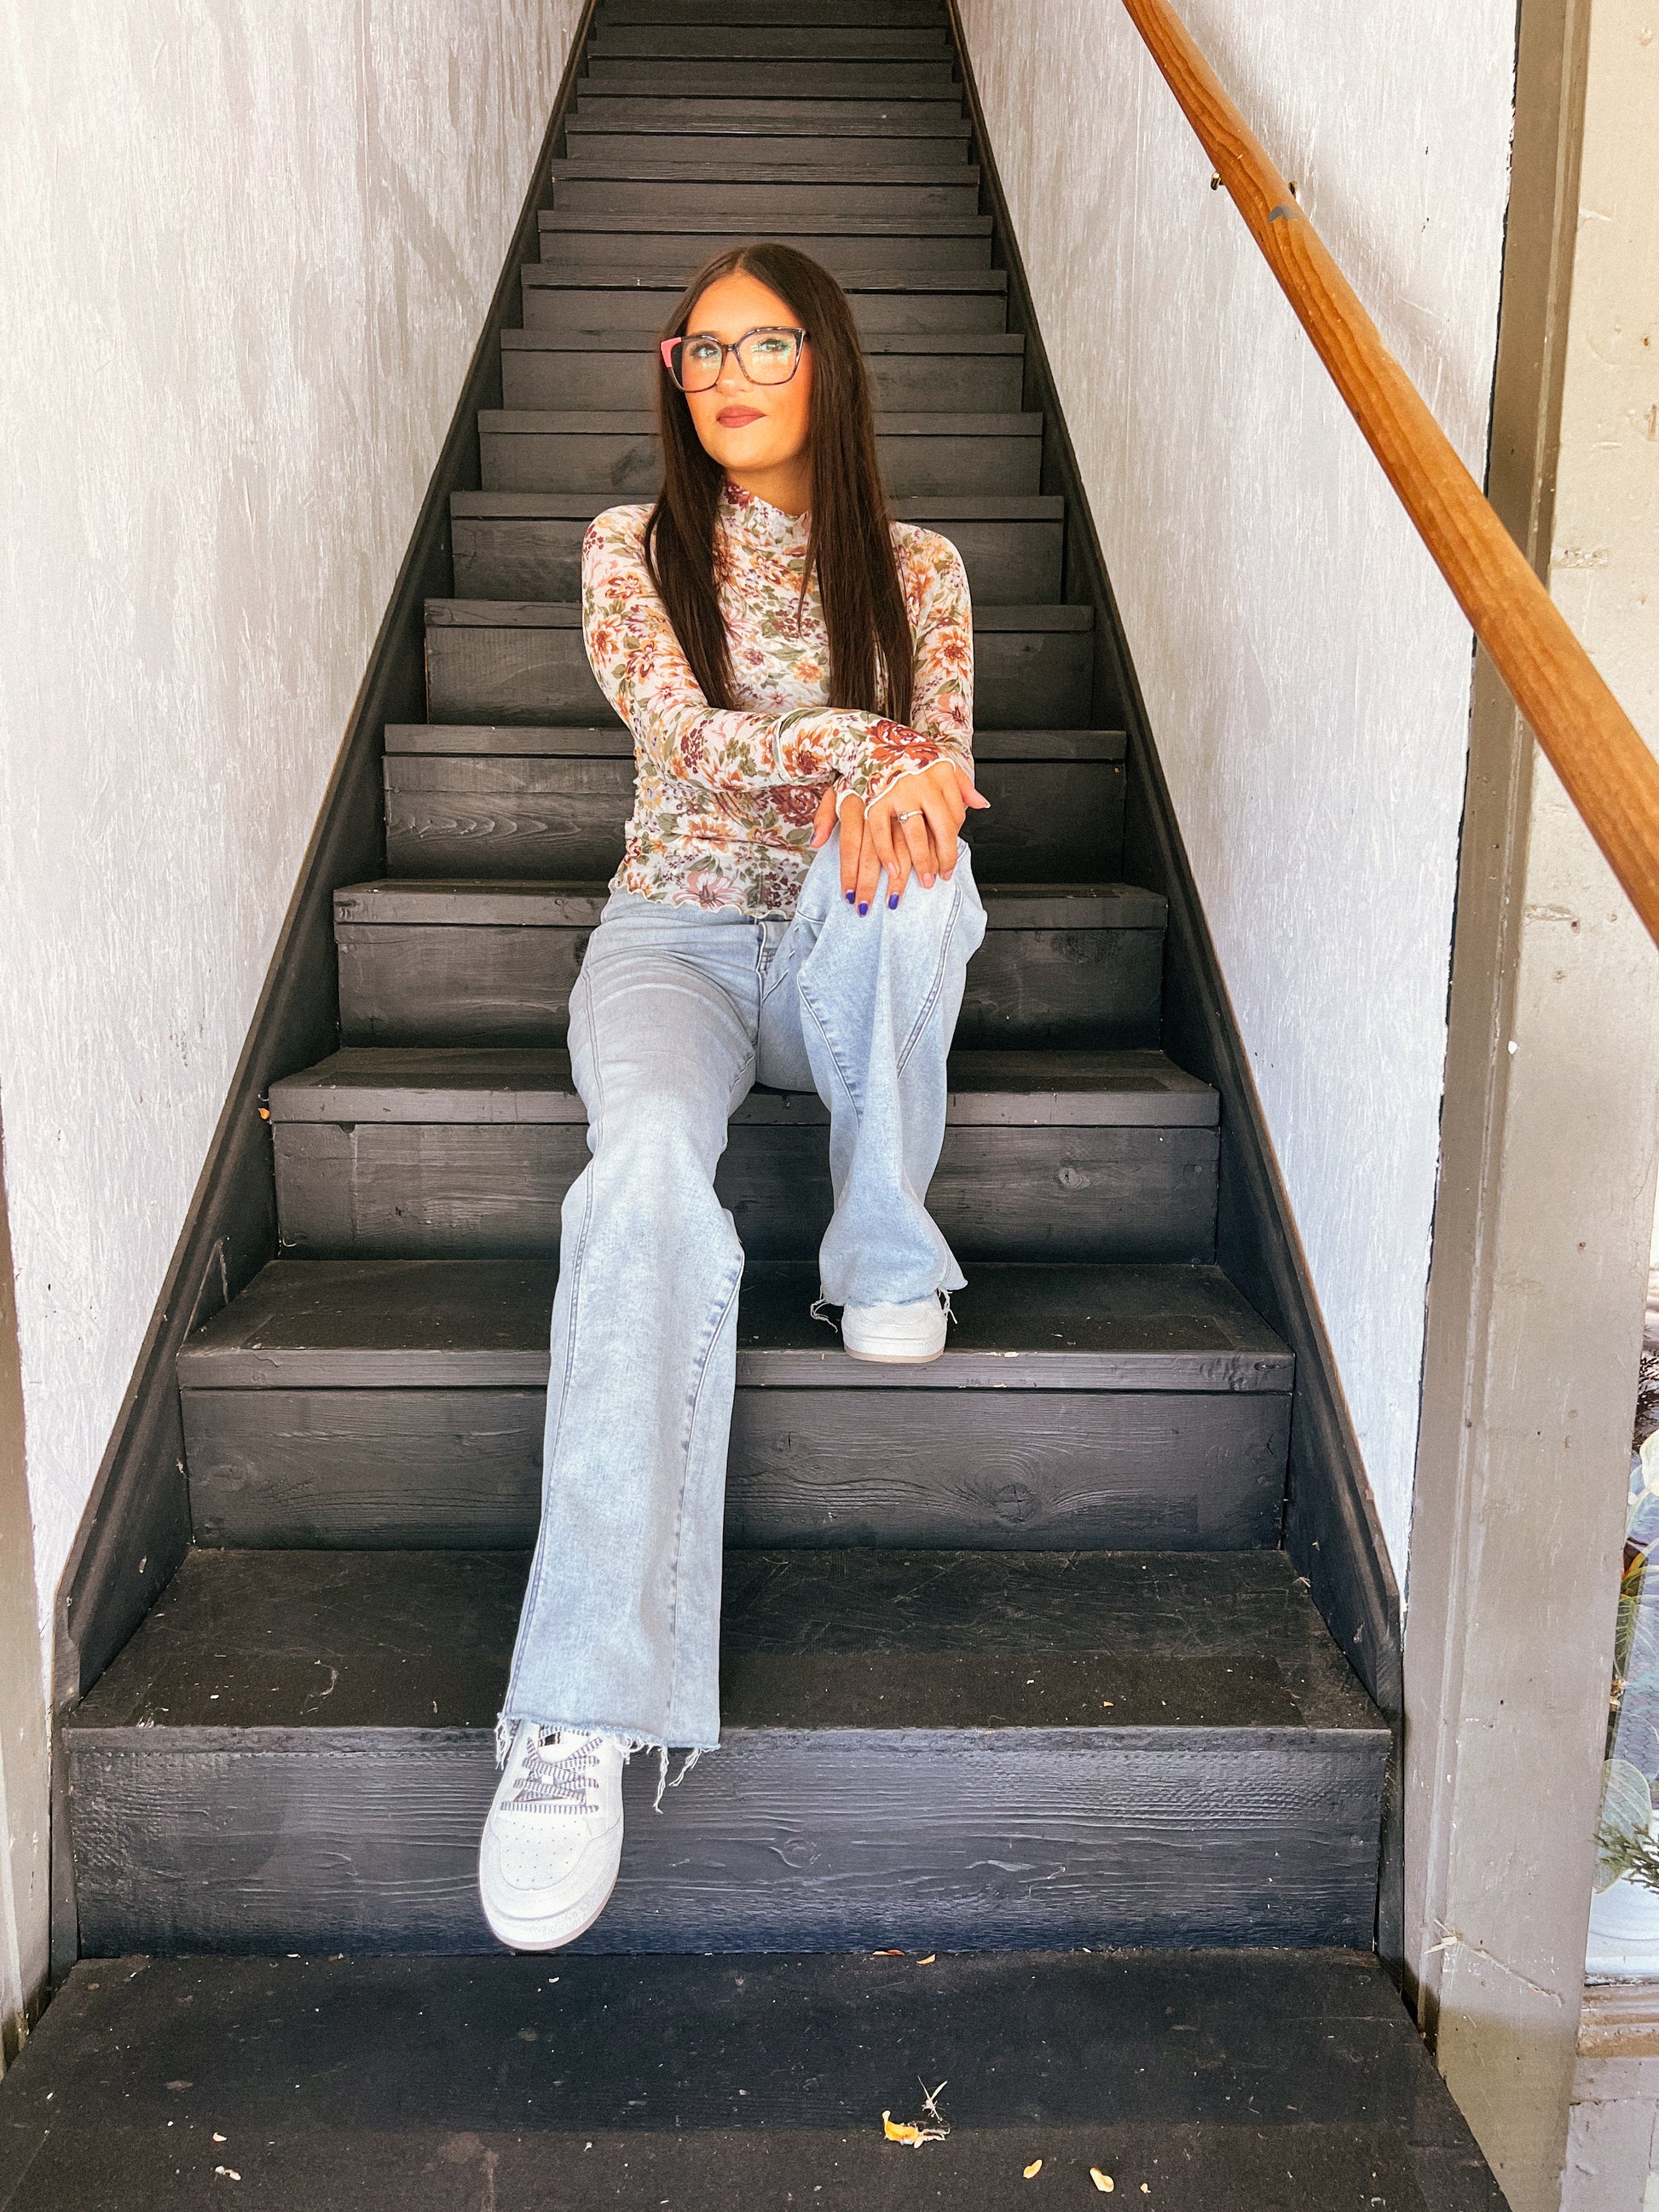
[{"xmin": 1597, "ymin": 1758, "xmax": 1656, "ymax": 1891}]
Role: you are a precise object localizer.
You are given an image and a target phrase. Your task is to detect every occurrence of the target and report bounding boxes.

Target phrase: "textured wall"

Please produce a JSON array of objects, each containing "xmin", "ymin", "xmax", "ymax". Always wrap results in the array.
[
  {"xmin": 955, "ymin": 0, "xmax": 1517, "ymax": 1575},
  {"xmin": 0, "ymin": 0, "xmax": 581, "ymax": 1700}
]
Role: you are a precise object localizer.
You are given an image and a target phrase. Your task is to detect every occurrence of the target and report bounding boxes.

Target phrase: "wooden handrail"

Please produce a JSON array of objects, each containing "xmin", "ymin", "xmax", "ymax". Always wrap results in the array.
[{"xmin": 1120, "ymin": 0, "xmax": 1659, "ymax": 947}]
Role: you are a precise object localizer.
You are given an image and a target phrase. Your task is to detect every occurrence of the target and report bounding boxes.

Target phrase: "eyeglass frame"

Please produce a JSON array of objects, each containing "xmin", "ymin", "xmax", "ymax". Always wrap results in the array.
[{"xmin": 659, "ymin": 325, "xmax": 809, "ymax": 394}]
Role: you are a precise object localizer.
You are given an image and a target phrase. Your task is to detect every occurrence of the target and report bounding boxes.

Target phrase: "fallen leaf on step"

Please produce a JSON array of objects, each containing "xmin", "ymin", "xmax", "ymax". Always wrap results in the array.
[
  {"xmin": 214, "ymin": 2169, "xmax": 241, "ymax": 2182},
  {"xmin": 882, "ymin": 2078, "xmax": 950, "ymax": 2149},
  {"xmin": 870, "ymin": 1948, "xmax": 904, "ymax": 1956},
  {"xmin": 916, "ymin": 1954, "xmax": 935, "ymax": 1965},
  {"xmin": 213, "ymin": 2134, "xmax": 227, "ymax": 2144},
  {"xmin": 1023, "ymin": 2157, "xmax": 1043, "ymax": 2177},
  {"xmin": 1090, "ymin": 2171, "xmax": 1114, "ymax": 2192}
]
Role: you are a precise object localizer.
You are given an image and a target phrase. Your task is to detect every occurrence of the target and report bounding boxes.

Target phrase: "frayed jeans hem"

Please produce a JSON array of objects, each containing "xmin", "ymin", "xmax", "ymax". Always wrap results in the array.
[{"xmin": 494, "ymin": 1708, "xmax": 711, "ymax": 1811}]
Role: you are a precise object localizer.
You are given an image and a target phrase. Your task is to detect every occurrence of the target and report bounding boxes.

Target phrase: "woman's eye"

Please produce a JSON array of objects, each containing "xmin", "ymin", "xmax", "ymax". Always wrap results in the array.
[
  {"xmin": 753, "ymin": 338, "xmax": 789, "ymax": 358},
  {"xmin": 685, "ymin": 341, "xmax": 722, "ymax": 366}
]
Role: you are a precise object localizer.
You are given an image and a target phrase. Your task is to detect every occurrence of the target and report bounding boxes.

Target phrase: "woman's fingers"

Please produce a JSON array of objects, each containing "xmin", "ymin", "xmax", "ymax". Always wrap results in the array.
[
  {"xmin": 810, "ymin": 783, "xmax": 841, "ymax": 850},
  {"xmin": 837, "ymin": 794, "xmax": 865, "ymax": 902},
  {"xmin": 899, "ymin": 803, "xmax": 936, "ymax": 889},
  {"xmin": 858, "ymin": 801, "xmax": 896, "ymax": 912}
]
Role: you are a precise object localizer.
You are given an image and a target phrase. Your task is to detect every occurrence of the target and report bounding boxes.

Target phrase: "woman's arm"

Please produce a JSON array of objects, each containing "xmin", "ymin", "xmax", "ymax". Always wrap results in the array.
[
  {"xmin": 581, "ymin": 507, "xmax": 944, "ymax": 804},
  {"xmin": 899, "ymin": 528, "xmax": 974, "ymax": 769}
]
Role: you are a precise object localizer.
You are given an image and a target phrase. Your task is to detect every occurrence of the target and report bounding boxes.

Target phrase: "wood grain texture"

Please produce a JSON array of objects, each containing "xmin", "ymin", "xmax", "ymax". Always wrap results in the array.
[
  {"xmin": 175, "ymin": 1256, "xmax": 1293, "ymax": 1394},
  {"xmin": 581, "ymin": 60, "xmax": 962, "ymax": 98},
  {"xmin": 182, "ymin": 1380, "xmax": 1287, "ymax": 1551},
  {"xmin": 63, "ymin": 1549, "xmax": 1383, "ymax": 1954},
  {"xmin": 1121, "ymin": 0, "xmax": 1659, "ymax": 946},
  {"xmin": 523, "ymin": 273, "xmax": 1003, "ymax": 335},
  {"xmin": 0, "ymin": 1951, "xmax": 1508, "ymax": 2211},
  {"xmin": 270, "ymin": 1116, "xmax": 1217, "ymax": 1264},
  {"xmin": 500, "ymin": 334, "xmax": 1025, "ymax": 413},
  {"xmin": 451, "ymin": 493, "xmax": 1061, "ymax": 602}
]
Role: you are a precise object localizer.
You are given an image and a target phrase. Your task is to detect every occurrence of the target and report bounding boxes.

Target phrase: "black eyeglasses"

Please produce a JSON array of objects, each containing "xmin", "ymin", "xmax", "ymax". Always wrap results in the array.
[{"xmin": 659, "ymin": 326, "xmax": 807, "ymax": 394}]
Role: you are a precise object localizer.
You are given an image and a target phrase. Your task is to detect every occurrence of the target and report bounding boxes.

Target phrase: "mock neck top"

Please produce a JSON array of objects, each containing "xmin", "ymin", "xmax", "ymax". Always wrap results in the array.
[{"xmin": 579, "ymin": 479, "xmax": 974, "ymax": 917}]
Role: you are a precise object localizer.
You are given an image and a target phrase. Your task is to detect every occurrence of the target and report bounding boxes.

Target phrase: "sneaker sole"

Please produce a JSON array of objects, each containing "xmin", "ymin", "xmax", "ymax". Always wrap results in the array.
[
  {"xmin": 479, "ymin": 1838, "xmax": 623, "ymax": 1953},
  {"xmin": 842, "ymin": 1338, "xmax": 946, "ymax": 1364}
]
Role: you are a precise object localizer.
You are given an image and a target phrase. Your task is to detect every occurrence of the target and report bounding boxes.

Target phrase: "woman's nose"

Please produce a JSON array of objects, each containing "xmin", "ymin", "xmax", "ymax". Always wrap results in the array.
[{"xmin": 714, "ymin": 349, "xmax": 754, "ymax": 392}]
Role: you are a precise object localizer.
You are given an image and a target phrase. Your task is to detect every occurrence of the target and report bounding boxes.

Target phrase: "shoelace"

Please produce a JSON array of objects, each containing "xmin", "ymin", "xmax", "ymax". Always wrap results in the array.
[{"xmin": 505, "ymin": 1726, "xmax": 604, "ymax": 1815}]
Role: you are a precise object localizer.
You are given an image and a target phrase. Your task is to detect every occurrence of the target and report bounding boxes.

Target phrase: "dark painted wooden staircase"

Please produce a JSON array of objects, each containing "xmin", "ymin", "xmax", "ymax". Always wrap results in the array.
[{"xmin": 2, "ymin": 3, "xmax": 1506, "ymax": 2204}]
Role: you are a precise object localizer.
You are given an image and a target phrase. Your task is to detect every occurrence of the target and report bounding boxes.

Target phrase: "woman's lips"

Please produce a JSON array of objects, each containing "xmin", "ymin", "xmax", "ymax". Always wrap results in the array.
[{"xmin": 716, "ymin": 405, "xmax": 764, "ymax": 427}]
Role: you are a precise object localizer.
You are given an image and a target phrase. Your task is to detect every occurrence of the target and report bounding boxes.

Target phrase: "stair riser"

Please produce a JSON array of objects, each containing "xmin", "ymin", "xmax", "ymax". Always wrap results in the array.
[
  {"xmin": 424, "ymin": 624, "xmax": 1090, "ymax": 731},
  {"xmin": 554, "ymin": 180, "xmax": 980, "ymax": 220},
  {"xmin": 561, "ymin": 131, "xmax": 975, "ymax": 173},
  {"xmin": 582, "ymin": 61, "xmax": 962, "ymax": 97},
  {"xmin": 477, "ymin": 426, "xmax": 1040, "ymax": 500},
  {"xmin": 598, "ymin": 0, "xmax": 948, "ymax": 23},
  {"xmin": 571, "ymin": 98, "xmax": 967, "ymax": 135},
  {"xmin": 384, "ymin": 759, "xmax": 1124, "ymax": 882},
  {"xmin": 591, "ymin": 28, "xmax": 951, "ymax": 57},
  {"xmin": 336, "ymin": 924, "xmax": 1165, "ymax": 1052},
  {"xmin": 182, "ymin": 1385, "xmax": 1290, "ymax": 1551},
  {"xmin": 523, "ymin": 279, "xmax": 1001, "ymax": 337},
  {"xmin": 539, "ymin": 227, "xmax": 991, "ymax": 273},
  {"xmin": 270, "ymin": 1122, "xmax": 1217, "ymax": 1266},
  {"xmin": 66, "ymin": 1731, "xmax": 1384, "ymax": 1955},
  {"xmin": 453, "ymin": 510, "xmax": 1058, "ymax": 603},
  {"xmin": 504, "ymin": 347, "xmax": 1021, "ymax": 414}
]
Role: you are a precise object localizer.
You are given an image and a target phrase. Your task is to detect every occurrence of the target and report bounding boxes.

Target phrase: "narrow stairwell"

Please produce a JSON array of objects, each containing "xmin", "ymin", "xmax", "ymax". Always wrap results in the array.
[{"xmin": 3, "ymin": 4, "xmax": 1505, "ymax": 2205}]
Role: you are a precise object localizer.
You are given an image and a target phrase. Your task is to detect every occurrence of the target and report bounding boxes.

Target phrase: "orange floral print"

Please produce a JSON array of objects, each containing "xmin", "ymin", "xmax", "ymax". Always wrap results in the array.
[{"xmin": 581, "ymin": 480, "xmax": 974, "ymax": 917}]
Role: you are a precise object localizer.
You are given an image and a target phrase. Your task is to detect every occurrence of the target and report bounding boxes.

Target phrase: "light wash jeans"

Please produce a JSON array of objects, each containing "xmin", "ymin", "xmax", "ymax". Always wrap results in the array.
[{"xmin": 494, "ymin": 829, "xmax": 986, "ymax": 1801}]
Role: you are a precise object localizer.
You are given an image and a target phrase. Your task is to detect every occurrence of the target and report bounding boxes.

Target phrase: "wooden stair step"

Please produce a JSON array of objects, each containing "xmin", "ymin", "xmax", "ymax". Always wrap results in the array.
[
  {"xmin": 537, "ymin": 209, "xmax": 992, "ymax": 271},
  {"xmin": 176, "ymin": 1256, "xmax": 1292, "ymax": 1552},
  {"xmin": 63, "ymin": 1546, "xmax": 1381, "ymax": 1954},
  {"xmin": 0, "ymin": 1949, "xmax": 1508, "ymax": 2209},
  {"xmin": 560, "ymin": 128, "xmax": 976, "ymax": 175},
  {"xmin": 550, "ymin": 153, "xmax": 980, "ymax": 195},
  {"xmin": 598, "ymin": 0, "xmax": 948, "ymax": 23},
  {"xmin": 452, "ymin": 485, "xmax": 1059, "ymax": 603},
  {"xmin": 382, "ymin": 723, "xmax": 1123, "ymax": 882},
  {"xmin": 502, "ymin": 332, "xmax": 1025, "ymax": 413},
  {"xmin": 581, "ymin": 59, "xmax": 962, "ymax": 99},
  {"xmin": 590, "ymin": 24, "xmax": 955, "ymax": 58},
  {"xmin": 523, "ymin": 268, "xmax": 1003, "ymax": 337},
  {"xmin": 552, "ymin": 170, "xmax": 982, "ymax": 216},
  {"xmin": 599, "ymin": 0, "xmax": 946, "ymax": 21},
  {"xmin": 569, "ymin": 97, "xmax": 968, "ymax": 136},
  {"xmin": 423, "ymin": 598, "xmax": 1092, "ymax": 731},
  {"xmin": 332, "ymin": 880, "xmax": 1166, "ymax": 1052},
  {"xmin": 265, "ymin": 1045, "xmax": 1219, "ymax": 1267},
  {"xmin": 477, "ymin": 407, "xmax": 1042, "ymax": 499}
]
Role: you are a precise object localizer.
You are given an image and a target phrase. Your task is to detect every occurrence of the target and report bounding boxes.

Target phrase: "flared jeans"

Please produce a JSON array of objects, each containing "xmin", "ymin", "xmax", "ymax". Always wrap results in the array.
[{"xmin": 494, "ymin": 829, "xmax": 987, "ymax": 1788}]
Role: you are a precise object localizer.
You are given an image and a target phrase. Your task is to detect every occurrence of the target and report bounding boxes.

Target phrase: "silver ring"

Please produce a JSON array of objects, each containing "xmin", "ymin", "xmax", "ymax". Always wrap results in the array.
[{"xmin": 895, "ymin": 809, "xmax": 922, "ymax": 820}]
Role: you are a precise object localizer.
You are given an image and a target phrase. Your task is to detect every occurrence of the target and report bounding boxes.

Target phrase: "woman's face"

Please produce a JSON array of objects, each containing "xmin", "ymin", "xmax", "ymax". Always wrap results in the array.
[{"xmin": 679, "ymin": 270, "xmax": 813, "ymax": 507}]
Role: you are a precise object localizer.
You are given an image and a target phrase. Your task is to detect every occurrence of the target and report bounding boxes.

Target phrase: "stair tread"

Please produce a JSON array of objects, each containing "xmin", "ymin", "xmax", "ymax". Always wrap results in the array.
[
  {"xmin": 268, "ymin": 1045, "xmax": 1217, "ymax": 1128},
  {"xmin": 523, "ymin": 264, "xmax": 1001, "ymax": 292},
  {"xmin": 477, "ymin": 408, "xmax": 1042, "ymax": 436},
  {"xmin": 540, "ymin": 209, "xmax": 990, "ymax": 234},
  {"xmin": 550, "ymin": 155, "xmax": 980, "ymax": 182},
  {"xmin": 0, "ymin": 1950, "xmax": 1502, "ymax": 2212},
  {"xmin": 65, "ymin": 1546, "xmax": 1377, "ymax": 1738},
  {"xmin": 453, "ymin": 487, "xmax": 1058, "ymax": 513},
  {"xmin": 332, "ymin": 879, "xmax": 1164, "ymax": 928},
  {"xmin": 383, "ymin": 722, "xmax": 1123, "ymax": 761},
  {"xmin": 426, "ymin": 597, "xmax": 1086, "ymax": 629},
  {"xmin": 176, "ymin": 1257, "xmax": 1291, "ymax": 1392},
  {"xmin": 500, "ymin": 326, "xmax": 1024, "ymax": 354}
]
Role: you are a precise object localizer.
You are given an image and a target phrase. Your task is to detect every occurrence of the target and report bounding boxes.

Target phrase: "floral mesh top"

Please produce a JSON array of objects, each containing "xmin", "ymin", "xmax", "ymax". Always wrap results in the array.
[{"xmin": 581, "ymin": 480, "xmax": 974, "ymax": 916}]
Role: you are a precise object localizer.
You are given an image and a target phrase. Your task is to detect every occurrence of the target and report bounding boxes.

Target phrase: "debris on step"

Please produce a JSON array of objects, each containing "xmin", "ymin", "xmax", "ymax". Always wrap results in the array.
[{"xmin": 882, "ymin": 2077, "xmax": 951, "ymax": 2148}]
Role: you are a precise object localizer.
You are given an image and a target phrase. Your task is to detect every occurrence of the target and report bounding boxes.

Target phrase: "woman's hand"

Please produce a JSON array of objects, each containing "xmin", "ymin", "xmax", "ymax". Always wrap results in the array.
[{"xmin": 809, "ymin": 759, "xmax": 989, "ymax": 910}]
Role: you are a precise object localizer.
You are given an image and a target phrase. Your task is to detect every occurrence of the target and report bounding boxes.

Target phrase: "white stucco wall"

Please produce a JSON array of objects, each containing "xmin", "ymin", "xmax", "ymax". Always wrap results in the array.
[
  {"xmin": 0, "ymin": 0, "xmax": 581, "ymax": 1703},
  {"xmin": 954, "ymin": 0, "xmax": 1517, "ymax": 1576}
]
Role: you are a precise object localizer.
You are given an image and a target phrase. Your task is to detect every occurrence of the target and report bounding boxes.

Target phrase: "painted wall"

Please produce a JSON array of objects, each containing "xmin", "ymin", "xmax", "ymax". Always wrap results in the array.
[
  {"xmin": 953, "ymin": 0, "xmax": 1517, "ymax": 1576},
  {"xmin": 0, "ymin": 0, "xmax": 581, "ymax": 1716}
]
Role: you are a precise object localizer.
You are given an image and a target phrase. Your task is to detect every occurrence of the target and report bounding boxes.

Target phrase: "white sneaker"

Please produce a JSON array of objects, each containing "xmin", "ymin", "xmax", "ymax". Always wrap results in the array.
[
  {"xmin": 839, "ymin": 1290, "xmax": 949, "ymax": 1365},
  {"xmin": 478, "ymin": 1723, "xmax": 626, "ymax": 1951}
]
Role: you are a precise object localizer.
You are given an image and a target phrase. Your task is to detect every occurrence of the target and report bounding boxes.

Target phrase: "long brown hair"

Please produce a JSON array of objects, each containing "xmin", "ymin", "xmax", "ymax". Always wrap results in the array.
[{"xmin": 644, "ymin": 243, "xmax": 914, "ymax": 725}]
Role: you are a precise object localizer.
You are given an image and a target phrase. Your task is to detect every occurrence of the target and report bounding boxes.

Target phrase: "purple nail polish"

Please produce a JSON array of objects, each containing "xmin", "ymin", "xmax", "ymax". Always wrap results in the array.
[
  {"xmin": 858, "ymin": 901, "xmax": 868, "ymax": 915},
  {"xmin": 887, "ymin": 893, "xmax": 899, "ymax": 909},
  {"xmin": 845, "ymin": 890, "xmax": 854, "ymax": 903}
]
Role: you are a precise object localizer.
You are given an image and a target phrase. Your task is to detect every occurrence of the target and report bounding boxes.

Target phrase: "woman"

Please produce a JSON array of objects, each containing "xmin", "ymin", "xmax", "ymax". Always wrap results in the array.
[{"xmin": 477, "ymin": 243, "xmax": 988, "ymax": 1952}]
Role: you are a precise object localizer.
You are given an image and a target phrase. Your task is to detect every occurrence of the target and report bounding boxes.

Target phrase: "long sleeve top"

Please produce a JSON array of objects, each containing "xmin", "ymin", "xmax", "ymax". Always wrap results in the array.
[{"xmin": 580, "ymin": 478, "xmax": 974, "ymax": 916}]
